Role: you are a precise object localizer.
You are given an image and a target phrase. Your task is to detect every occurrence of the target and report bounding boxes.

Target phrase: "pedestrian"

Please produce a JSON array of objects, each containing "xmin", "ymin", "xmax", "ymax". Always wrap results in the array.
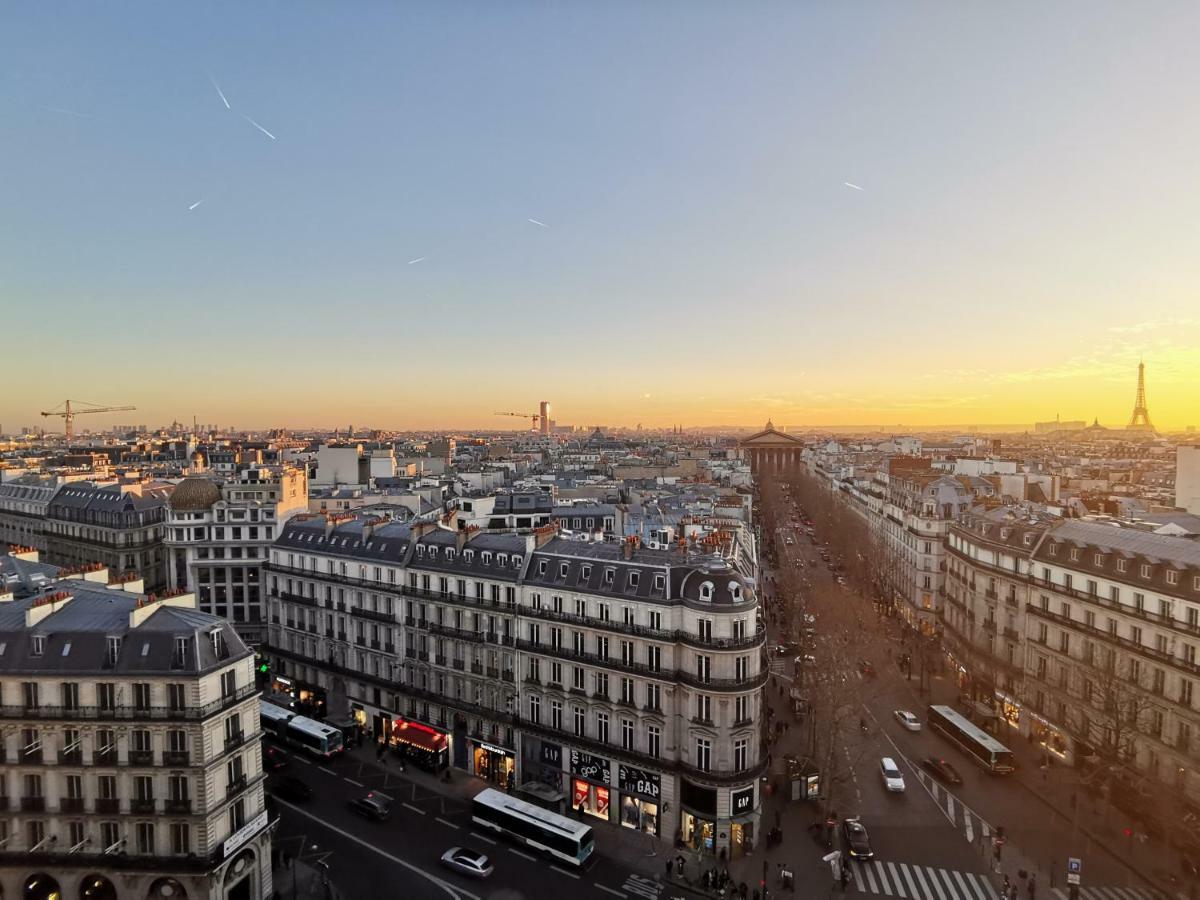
[
  {"xmin": 665, "ymin": 860, "xmax": 673, "ymax": 881},
  {"xmin": 1028, "ymin": 874, "xmax": 1037, "ymax": 900}
]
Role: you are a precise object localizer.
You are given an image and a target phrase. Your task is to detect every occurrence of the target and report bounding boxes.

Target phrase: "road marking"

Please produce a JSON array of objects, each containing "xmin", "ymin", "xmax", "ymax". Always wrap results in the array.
[
  {"xmin": 470, "ymin": 831, "xmax": 497, "ymax": 845},
  {"xmin": 888, "ymin": 862, "xmax": 907, "ymax": 897},
  {"xmin": 402, "ymin": 802, "xmax": 426, "ymax": 815},
  {"xmin": 964, "ymin": 813, "xmax": 973, "ymax": 844},
  {"xmin": 552, "ymin": 865, "xmax": 581, "ymax": 879},
  {"xmin": 935, "ymin": 869, "xmax": 959, "ymax": 900},
  {"xmin": 320, "ymin": 766, "xmax": 336, "ymax": 775},
  {"xmin": 965, "ymin": 873, "xmax": 990, "ymax": 900},
  {"xmin": 911, "ymin": 865, "xmax": 938, "ymax": 900},
  {"xmin": 344, "ymin": 778, "xmax": 363, "ymax": 787},
  {"xmin": 508, "ymin": 847, "xmax": 537, "ymax": 861},
  {"xmin": 435, "ymin": 817, "xmax": 459, "ymax": 830},
  {"xmin": 899, "ymin": 864, "xmax": 922, "ymax": 900},
  {"xmin": 271, "ymin": 797, "xmax": 480, "ymax": 900},
  {"xmin": 595, "ymin": 886, "xmax": 627, "ymax": 899},
  {"xmin": 945, "ymin": 794, "xmax": 955, "ymax": 820},
  {"xmin": 862, "ymin": 863, "xmax": 879, "ymax": 893},
  {"xmin": 294, "ymin": 757, "xmax": 312, "ymax": 765},
  {"xmin": 951, "ymin": 869, "xmax": 973, "ymax": 900}
]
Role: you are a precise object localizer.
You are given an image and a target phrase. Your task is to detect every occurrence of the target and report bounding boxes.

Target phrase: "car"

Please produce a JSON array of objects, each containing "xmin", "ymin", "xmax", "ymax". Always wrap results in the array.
[
  {"xmin": 893, "ymin": 710, "xmax": 920, "ymax": 731},
  {"xmin": 794, "ymin": 654, "xmax": 817, "ymax": 667},
  {"xmin": 922, "ymin": 757, "xmax": 964, "ymax": 785},
  {"xmin": 270, "ymin": 774, "xmax": 313, "ymax": 802},
  {"xmin": 347, "ymin": 793, "xmax": 391, "ymax": 821},
  {"xmin": 840, "ymin": 818, "xmax": 873, "ymax": 859},
  {"xmin": 880, "ymin": 757, "xmax": 906, "ymax": 792},
  {"xmin": 440, "ymin": 847, "xmax": 494, "ymax": 879},
  {"xmin": 262, "ymin": 744, "xmax": 289, "ymax": 770},
  {"xmin": 785, "ymin": 537, "xmax": 795, "ymax": 546}
]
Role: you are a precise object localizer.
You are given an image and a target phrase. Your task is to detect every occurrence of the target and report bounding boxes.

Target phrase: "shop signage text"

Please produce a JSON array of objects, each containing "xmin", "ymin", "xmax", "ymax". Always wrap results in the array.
[
  {"xmin": 618, "ymin": 764, "xmax": 661, "ymax": 800},
  {"xmin": 570, "ymin": 749, "xmax": 610, "ymax": 782},
  {"xmin": 541, "ymin": 742, "xmax": 562, "ymax": 767},
  {"xmin": 223, "ymin": 810, "xmax": 269, "ymax": 859},
  {"xmin": 730, "ymin": 786, "xmax": 754, "ymax": 816}
]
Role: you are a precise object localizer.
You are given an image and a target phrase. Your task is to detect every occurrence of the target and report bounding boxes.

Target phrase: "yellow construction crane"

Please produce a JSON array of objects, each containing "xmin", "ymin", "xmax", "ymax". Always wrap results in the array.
[
  {"xmin": 494, "ymin": 411, "xmax": 539, "ymax": 430},
  {"xmin": 41, "ymin": 399, "xmax": 136, "ymax": 442}
]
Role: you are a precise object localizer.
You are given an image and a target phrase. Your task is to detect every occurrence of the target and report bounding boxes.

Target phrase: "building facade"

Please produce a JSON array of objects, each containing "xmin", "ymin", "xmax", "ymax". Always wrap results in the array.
[
  {"xmin": 944, "ymin": 514, "xmax": 1200, "ymax": 819},
  {"xmin": 264, "ymin": 515, "xmax": 767, "ymax": 856},
  {"xmin": 0, "ymin": 480, "xmax": 58, "ymax": 552},
  {"xmin": 44, "ymin": 482, "xmax": 171, "ymax": 591},
  {"xmin": 0, "ymin": 571, "xmax": 270, "ymax": 900},
  {"xmin": 165, "ymin": 466, "xmax": 308, "ymax": 648}
]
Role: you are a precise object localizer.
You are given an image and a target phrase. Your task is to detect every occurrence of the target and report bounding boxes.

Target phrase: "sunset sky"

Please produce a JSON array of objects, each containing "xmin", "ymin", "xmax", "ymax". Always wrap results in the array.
[{"xmin": 3, "ymin": 2, "xmax": 1199, "ymax": 432}]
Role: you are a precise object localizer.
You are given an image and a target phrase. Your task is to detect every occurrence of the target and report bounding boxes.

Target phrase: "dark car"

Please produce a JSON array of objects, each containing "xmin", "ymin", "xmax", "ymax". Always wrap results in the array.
[
  {"xmin": 348, "ymin": 793, "xmax": 391, "ymax": 821},
  {"xmin": 270, "ymin": 774, "xmax": 313, "ymax": 802},
  {"xmin": 262, "ymin": 744, "xmax": 289, "ymax": 771},
  {"xmin": 841, "ymin": 818, "xmax": 873, "ymax": 860},
  {"xmin": 922, "ymin": 757, "xmax": 964, "ymax": 785}
]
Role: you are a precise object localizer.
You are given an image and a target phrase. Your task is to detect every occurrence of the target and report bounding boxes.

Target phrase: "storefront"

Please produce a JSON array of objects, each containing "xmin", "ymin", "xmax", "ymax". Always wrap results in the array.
[
  {"xmin": 679, "ymin": 780, "xmax": 717, "ymax": 852},
  {"xmin": 389, "ymin": 717, "xmax": 449, "ymax": 771},
  {"xmin": 570, "ymin": 750, "xmax": 612, "ymax": 822},
  {"xmin": 473, "ymin": 740, "xmax": 515, "ymax": 790},
  {"xmin": 618, "ymin": 765, "xmax": 661, "ymax": 835},
  {"xmin": 728, "ymin": 786, "xmax": 756, "ymax": 856},
  {"xmin": 996, "ymin": 692, "xmax": 1022, "ymax": 733},
  {"xmin": 1027, "ymin": 710, "xmax": 1072, "ymax": 763},
  {"xmin": 271, "ymin": 675, "xmax": 328, "ymax": 720}
]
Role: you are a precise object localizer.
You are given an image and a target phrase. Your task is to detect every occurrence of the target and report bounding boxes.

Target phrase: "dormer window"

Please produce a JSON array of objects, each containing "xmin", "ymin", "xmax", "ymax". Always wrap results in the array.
[
  {"xmin": 497, "ymin": 554, "xmax": 507, "ymax": 567},
  {"xmin": 1094, "ymin": 554, "xmax": 1104, "ymax": 567},
  {"xmin": 1048, "ymin": 544, "xmax": 1058, "ymax": 557},
  {"xmin": 429, "ymin": 547, "xmax": 438, "ymax": 558},
  {"xmin": 581, "ymin": 565, "xmax": 592, "ymax": 581},
  {"xmin": 1070, "ymin": 549, "xmax": 1080, "ymax": 562},
  {"xmin": 999, "ymin": 528, "xmax": 1009, "ymax": 540},
  {"xmin": 512, "ymin": 556, "xmax": 522, "ymax": 568},
  {"xmin": 31, "ymin": 635, "xmax": 44, "ymax": 657},
  {"xmin": 1023, "ymin": 534, "xmax": 1033, "ymax": 546},
  {"xmin": 1166, "ymin": 570, "xmax": 1179, "ymax": 586},
  {"xmin": 1117, "ymin": 559, "xmax": 1128, "ymax": 573},
  {"xmin": 417, "ymin": 545, "xmax": 426, "ymax": 557},
  {"xmin": 538, "ymin": 560, "xmax": 548, "ymax": 575},
  {"xmin": 464, "ymin": 550, "xmax": 474, "ymax": 563},
  {"xmin": 654, "ymin": 574, "xmax": 666, "ymax": 592},
  {"xmin": 445, "ymin": 549, "xmax": 456, "ymax": 561},
  {"xmin": 1140, "ymin": 564, "xmax": 1151, "ymax": 578},
  {"xmin": 628, "ymin": 572, "xmax": 640, "ymax": 589},
  {"xmin": 604, "ymin": 569, "xmax": 615, "ymax": 585},
  {"xmin": 699, "ymin": 581, "xmax": 714, "ymax": 602},
  {"xmin": 729, "ymin": 581, "xmax": 743, "ymax": 603},
  {"xmin": 482, "ymin": 552, "xmax": 493, "ymax": 565},
  {"xmin": 559, "ymin": 563, "xmax": 569, "ymax": 578}
]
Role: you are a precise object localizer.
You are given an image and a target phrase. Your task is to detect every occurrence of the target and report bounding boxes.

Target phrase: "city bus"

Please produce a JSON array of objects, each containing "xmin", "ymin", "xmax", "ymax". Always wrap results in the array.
[
  {"xmin": 259, "ymin": 699, "xmax": 345, "ymax": 759},
  {"xmin": 470, "ymin": 788, "xmax": 595, "ymax": 866},
  {"xmin": 927, "ymin": 705, "xmax": 1015, "ymax": 774}
]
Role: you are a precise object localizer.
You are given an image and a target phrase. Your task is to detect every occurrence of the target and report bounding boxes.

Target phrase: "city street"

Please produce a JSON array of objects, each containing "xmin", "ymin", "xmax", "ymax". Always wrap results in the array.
[
  {"xmin": 266, "ymin": 747, "xmax": 676, "ymax": 900},
  {"xmin": 769, "ymin": 512, "xmax": 1177, "ymax": 900}
]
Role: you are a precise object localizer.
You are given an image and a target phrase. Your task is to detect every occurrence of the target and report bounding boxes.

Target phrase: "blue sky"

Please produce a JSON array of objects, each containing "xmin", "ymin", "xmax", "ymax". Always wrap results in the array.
[{"xmin": 4, "ymin": 2, "xmax": 1200, "ymax": 430}]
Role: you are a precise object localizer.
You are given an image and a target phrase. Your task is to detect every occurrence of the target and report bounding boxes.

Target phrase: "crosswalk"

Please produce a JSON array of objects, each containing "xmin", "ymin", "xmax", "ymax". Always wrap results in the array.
[
  {"xmin": 1050, "ymin": 889, "xmax": 1170, "ymax": 900},
  {"xmin": 849, "ymin": 860, "xmax": 998, "ymax": 900}
]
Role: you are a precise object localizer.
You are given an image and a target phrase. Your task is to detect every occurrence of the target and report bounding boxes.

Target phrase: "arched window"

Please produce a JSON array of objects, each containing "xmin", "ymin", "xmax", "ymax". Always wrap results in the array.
[
  {"xmin": 23, "ymin": 875, "xmax": 61, "ymax": 900},
  {"xmin": 728, "ymin": 581, "xmax": 743, "ymax": 603},
  {"xmin": 699, "ymin": 581, "xmax": 714, "ymax": 602},
  {"xmin": 80, "ymin": 875, "xmax": 117, "ymax": 900}
]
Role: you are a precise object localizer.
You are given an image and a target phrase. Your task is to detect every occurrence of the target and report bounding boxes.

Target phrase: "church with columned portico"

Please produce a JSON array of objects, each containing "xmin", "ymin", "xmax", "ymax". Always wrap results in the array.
[{"xmin": 739, "ymin": 421, "xmax": 806, "ymax": 474}]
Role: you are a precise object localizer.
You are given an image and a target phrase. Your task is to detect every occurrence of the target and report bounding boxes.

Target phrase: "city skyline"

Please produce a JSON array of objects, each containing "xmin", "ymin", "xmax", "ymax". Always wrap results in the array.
[{"xmin": 5, "ymin": 3, "xmax": 1200, "ymax": 429}]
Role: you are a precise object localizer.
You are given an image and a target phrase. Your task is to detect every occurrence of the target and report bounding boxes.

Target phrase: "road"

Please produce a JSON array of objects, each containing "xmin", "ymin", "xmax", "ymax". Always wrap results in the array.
[
  {"xmin": 266, "ymin": 745, "xmax": 673, "ymax": 900},
  {"xmin": 770, "ymin": 513, "xmax": 1171, "ymax": 900}
]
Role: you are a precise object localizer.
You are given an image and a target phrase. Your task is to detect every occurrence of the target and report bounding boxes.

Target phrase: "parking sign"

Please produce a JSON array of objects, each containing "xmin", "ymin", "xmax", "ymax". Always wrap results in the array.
[{"xmin": 1067, "ymin": 857, "xmax": 1082, "ymax": 875}]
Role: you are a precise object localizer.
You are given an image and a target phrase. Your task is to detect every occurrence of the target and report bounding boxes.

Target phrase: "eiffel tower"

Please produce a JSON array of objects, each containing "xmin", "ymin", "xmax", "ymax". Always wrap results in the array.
[{"xmin": 1126, "ymin": 360, "xmax": 1155, "ymax": 432}]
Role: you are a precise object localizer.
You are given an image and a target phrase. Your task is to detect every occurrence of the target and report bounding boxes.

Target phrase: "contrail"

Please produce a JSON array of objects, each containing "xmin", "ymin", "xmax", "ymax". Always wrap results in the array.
[
  {"xmin": 527, "ymin": 218, "xmax": 549, "ymax": 228},
  {"xmin": 407, "ymin": 257, "xmax": 426, "ymax": 265},
  {"xmin": 40, "ymin": 105, "xmax": 90, "ymax": 118},
  {"xmin": 843, "ymin": 182, "xmax": 864, "ymax": 191},
  {"xmin": 188, "ymin": 199, "xmax": 205, "ymax": 211},
  {"xmin": 209, "ymin": 76, "xmax": 231, "ymax": 110},
  {"xmin": 243, "ymin": 114, "xmax": 276, "ymax": 140}
]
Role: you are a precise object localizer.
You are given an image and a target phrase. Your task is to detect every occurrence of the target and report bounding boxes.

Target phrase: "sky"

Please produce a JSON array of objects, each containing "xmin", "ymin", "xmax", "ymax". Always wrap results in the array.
[{"xmin": 3, "ymin": 2, "xmax": 1200, "ymax": 432}]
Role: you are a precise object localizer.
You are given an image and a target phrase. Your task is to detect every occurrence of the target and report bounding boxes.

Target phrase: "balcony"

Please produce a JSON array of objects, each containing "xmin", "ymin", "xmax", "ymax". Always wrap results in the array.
[
  {"xmin": 93, "ymin": 748, "xmax": 119, "ymax": 766},
  {"xmin": 130, "ymin": 798, "xmax": 156, "ymax": 814},
  {"xmin": 1003, "ymin": 627, "xmax": 1020, "ymax": 641},
  {"xmin": 21, "ymin": 796, "xmax": 46, "ymax": 812},
  {"xmin": 226, "ymin": 776, "xmax": 248, "ymax": 799},
  {"xmin": 452, "ymin": 659, "xmax": 465, "ymax": 671},
  {"xmin": 435, "ymin": 655, "xmax": 447, "ymax": 666},
  {"xmin": 129, "ymin": 749, "xmax": 155, "ymax": 766},
  {"xmin": 981, "ymin": 619, "xmax": 997, "ymax": 633},
  {"xmin": 164, "ymin": 750, "xmax": 190, "ymax": 766},
  {"xmin": 58, "ymin": 748, "xmax": 83, "ymax": 765},
  {"xmin": 691, "ymin": 717, "xmax": 715, "ymax": 727},
  {"xmin": 60, "ymin": 797, "xmax": 86, "ymax": 813},
  {"xmin": 0, "ymin": 683, "xmax": 260, "ymax": 722},
  {"xmin": 96, "ymin": 798, "xmax": 121, "ymax": 814},
  {"xmin": 224, "ymin": 730, "xmax": 245, "ymax": 752},
  {"xmin": 471, "ymin": 662, "xmax": 484, "ymax": 675},
  {"xmin": 165, "ymin": 798, "xmax": 192, "ymax": 814},
  {"xmin": 21, "ymin": 747, "xmax": 43, "ymax": 764},
  {"xmin": 985, "ymin": 588, "xmax": 998, "ymax": 601}
]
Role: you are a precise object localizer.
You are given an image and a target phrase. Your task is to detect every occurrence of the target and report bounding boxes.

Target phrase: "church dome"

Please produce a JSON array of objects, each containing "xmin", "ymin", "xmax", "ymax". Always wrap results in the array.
[{"xmin": 170, "ymin": 477, "xmax": 221, "ymax": 511}]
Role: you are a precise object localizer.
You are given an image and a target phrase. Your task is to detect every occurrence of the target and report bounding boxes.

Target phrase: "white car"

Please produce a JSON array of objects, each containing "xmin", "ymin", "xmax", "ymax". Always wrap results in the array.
[
  {"xmin": 880, "ymin": 757, "xmax": 906, "ymax": 792},
  {"xmin": 893, "ymin": 710, "xmax": 921, "ymax": 732},
  {"xmin": 440, "ymin": 847, "xmax": 493, "ymax": 879}
]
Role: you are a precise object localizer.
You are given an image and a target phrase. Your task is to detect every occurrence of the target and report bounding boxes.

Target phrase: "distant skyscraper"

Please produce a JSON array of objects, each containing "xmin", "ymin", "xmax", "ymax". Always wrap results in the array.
[{"xmin": 539, "ymin": 400, "xmax": 551, "ymax": 434}]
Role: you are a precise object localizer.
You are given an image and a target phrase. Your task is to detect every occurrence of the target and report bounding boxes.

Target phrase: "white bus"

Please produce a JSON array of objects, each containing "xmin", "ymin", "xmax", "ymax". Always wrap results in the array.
[
  {"xmin": 259, "ymin": 699, "xmax": 344, "ymax": 759},
  {"xmin": 927, "ymin": 704, "xmax": 1015, "ymax": 774},
  {"xmin": 471, "ymin": 788, "xmax": 595, "ymax": 866}
]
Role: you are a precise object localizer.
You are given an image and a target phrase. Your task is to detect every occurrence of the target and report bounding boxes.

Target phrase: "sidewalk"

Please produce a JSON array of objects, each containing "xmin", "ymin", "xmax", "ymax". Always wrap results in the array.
[{"xmin": 271, "ymin": 850, "xmax": 342, "ymax": 900}]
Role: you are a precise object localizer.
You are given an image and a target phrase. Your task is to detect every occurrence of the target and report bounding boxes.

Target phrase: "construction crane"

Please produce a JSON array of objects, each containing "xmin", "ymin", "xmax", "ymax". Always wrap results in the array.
[
  {"xmin": 41, "ymin": 399, "xmax": 136, "ymax": 443},
  {"xmin": 494, "ymin": 411, "xmax": 540, "ymax": 430}
]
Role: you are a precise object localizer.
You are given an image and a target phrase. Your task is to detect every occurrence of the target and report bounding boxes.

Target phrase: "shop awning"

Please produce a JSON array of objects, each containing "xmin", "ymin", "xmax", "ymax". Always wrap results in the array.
[
  {"xmin": 519, "ymin": 782, "xmax": 565, "ymax": 803},
  {"xmin": 392, "ymin": 723, "xmax": 447, "ymax": 753}
]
